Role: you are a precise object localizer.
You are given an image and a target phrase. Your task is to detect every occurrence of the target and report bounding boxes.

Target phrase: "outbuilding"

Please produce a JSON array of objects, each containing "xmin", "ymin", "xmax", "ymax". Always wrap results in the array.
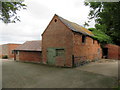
[
  {"xmin": 103, "ymin": 44, "xmax": 120, "ymax": 60},
  {"xmin": 0, "ymin": 44, "xmax": 21, "ymax": 59},
  {"xmin": 42, "ymin": 14, "xmax": 102, "ymax": 67},
  {"xmin": 14, "ymin": 40, "xmax": 42, "ymax": 63}
]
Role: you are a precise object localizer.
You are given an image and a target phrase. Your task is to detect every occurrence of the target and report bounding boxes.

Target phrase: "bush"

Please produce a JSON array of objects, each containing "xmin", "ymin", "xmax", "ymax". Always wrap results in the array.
[
  {"xmin": 88, "ymin": 28, "xmax": 113, "ymax": 44},
  {"xmin": 2, "ymin": 55, "xmax": 8, "ymax": 59}
]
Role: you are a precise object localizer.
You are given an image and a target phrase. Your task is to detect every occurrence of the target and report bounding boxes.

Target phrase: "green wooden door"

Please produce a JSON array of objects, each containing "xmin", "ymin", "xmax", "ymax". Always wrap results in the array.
[{"xmin": 47, "ymin": 48, "xmax": 56, "ymax": 65}]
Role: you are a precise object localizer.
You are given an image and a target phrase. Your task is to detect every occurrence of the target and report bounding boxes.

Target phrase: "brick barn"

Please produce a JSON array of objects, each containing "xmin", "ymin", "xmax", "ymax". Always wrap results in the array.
[
  {"xmin": 103, "ymin": 44, "xmax": 120, "ymax": 60},
  {"xmin": 42, "ymin": 14, "xmax": 102, "ymax": 67},
  {"xmin": 14, "ymin": 40, "xmax": 42, "ymax": 63},
  {"xmin": 0, "ymin": 44, "xmax": 21, "ymax": 59}
]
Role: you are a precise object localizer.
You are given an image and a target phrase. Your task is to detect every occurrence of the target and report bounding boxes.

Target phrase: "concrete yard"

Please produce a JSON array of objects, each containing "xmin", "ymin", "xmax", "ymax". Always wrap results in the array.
[{"xmin": 2, "ymin": 59, "xmax": 118, "ymax": 88}]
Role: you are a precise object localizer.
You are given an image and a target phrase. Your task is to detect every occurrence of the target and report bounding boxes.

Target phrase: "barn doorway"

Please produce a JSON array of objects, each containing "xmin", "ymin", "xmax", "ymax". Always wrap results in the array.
[
  {"xmin": 47, "ymin": 48, "xmax": 56, "ymax": 65},
  {"xmin": 47, "ymin": 48, "xmax": 65, "ymax": 66},
  {"xmin": 103, "ymin": 48, "xmax": 108, "ymax": 58}
]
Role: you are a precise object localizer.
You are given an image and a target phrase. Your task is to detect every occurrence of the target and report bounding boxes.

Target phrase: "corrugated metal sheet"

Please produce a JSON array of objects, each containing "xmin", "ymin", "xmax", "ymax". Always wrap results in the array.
[
  {"xmin": 14, "ymin": 40, "xmax": 42, "ymax": 51},
  {"xmin": 57, "ymin": 15, "xmax": 94, "ymax": 36}
]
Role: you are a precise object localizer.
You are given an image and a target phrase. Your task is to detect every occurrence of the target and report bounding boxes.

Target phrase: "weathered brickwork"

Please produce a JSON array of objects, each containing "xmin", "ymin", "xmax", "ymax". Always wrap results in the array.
[
  {"xmin": 8, "ymin": 44, "xmax": 21, "ymax": 58},
  {"xmin": 42, "ymin": 15, "xmax": 102, "ymax": 67},
  {"xmin": 0, "ymin": 44, "xmax": 21, "ymax": 59},
  {"xmin": 0, "ymin": 45, "xmax": 2, "ymax": 58},
  {"xmin": 105, "ymin": 44, "xmax": 119, "ymax": 60},
  {"xmin": 118, "ymin": 46, "xmax": 120, "ymax": 60},
  {"xmin": 15, "ymin": 51, "xmax": 42, "ymax": 62},
  {"xmin": 14, "ymin": 40, "xmax": 42, "ymax": 63},
  {"xmin": 2, "ymin": 44, "xmax": 8, "ymax": 57},
  {"xmin": 42, "ymin": 15, "xmax": 73, "ymax": 67},
  {"xmin": 73, "ymin": 33, "xmax": 102, "ymax": 66}
]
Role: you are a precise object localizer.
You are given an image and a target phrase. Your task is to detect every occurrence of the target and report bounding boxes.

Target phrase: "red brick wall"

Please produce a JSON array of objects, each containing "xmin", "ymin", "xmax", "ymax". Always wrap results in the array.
[
  {"xmin": 105, "ymin": 44, "xmax": 119, "ymax": 60},
  {"xmin": 1, "ymin": 44, "xmax": 20, "ymax": 59},
  {"xmin": 0, "ymin": 45, "xmax": 2, "ymax": 58},
  {"xmin": 73, "ymin": 33, "xmax": 102, "ymax": 66},
  {"xmin": 42, "ymin": 15, "xmax": 102, "ymax": 67},
  {"xmin": 42, "ymin": 15, "xmax": 73, "ymax": 67},
  {"xmin": 2, "ymin": 44, "xmax": 9, "ymax": 57},
  {"xmin": 8, "ymin": 44, "xmax": 21, "ymax": 59},
  {"xmin": 118, "ymin": 46, "xmax": 120, "ymax": 60},
  {"xmin": 15, "ymin": 51, "xmax": 42, "ymax": 62}
]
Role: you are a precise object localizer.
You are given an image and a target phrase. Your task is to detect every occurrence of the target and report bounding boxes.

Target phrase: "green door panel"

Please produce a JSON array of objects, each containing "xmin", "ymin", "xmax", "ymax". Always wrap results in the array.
[{"xmin": 47, "ymin": 48, "xmax": 56, "ymax": 65}]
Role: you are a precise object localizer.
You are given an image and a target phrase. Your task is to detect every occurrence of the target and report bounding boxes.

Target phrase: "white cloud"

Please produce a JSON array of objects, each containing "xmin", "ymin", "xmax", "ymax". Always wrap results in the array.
[{"xmin": 0, "ymin": 0, "xmax": 95, "ymax": 45}]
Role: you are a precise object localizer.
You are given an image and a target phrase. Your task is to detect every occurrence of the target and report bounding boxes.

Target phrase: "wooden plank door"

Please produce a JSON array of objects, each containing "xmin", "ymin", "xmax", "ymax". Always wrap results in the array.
[{"xmin": 47, "ymin": 48, "xmax": 56, "ymax": 65}]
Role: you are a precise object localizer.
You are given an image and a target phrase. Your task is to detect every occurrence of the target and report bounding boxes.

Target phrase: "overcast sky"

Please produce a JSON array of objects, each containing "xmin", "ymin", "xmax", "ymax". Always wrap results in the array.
[{"xmin": 0, "ymin": 0, "xmax": 95, "ymax": 45}]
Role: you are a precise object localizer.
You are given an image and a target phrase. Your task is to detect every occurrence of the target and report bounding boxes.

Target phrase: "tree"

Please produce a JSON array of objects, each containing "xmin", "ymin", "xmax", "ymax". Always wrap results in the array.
[
  {"xmin": 88, "ymin": 25, "xmax": 113, "ymax": 44},
  {"xmin": 0, "ymin": 1, "xmax": 26, "ymax": 23},
  {"xmin": 84, "ymin": 2, "xmax": 120, "ymax": 45}
]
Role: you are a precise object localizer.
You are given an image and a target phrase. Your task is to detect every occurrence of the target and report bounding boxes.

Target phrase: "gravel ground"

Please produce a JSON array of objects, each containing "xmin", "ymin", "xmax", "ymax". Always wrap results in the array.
[{"xmin": 2, "ymin": 59, "xmax": 118, "ymax": 88}]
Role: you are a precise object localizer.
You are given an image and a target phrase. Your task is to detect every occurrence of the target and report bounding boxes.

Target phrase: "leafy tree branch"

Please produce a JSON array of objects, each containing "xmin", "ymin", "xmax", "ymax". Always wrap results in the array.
[{"xmin": 0, "ymin": 1, "xmax": 26, "ymax": 23}]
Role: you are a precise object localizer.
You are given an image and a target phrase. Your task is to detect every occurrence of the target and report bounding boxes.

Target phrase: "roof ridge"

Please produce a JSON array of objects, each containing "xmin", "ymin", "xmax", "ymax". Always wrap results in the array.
[
  {"xmin": 26, "ymin": 40, "xmax": 41, "ymax": 42},
  {"xmin": 14, "ymin": 40, "xmax": 42, "ymax": 51},
  {"xmin": 57, "ymin": 14, "xmax": 94, "ymax": 36}
]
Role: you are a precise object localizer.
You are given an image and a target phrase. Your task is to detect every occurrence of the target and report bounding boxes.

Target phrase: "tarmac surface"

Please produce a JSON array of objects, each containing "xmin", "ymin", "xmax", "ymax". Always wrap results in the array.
[
  {"xmin": 2, "ymin": 59, "xmax": 118, "ymax": 88},
  {"xmin": 76, "ymin": 59, "xmax": 118, "ymax": 78}
]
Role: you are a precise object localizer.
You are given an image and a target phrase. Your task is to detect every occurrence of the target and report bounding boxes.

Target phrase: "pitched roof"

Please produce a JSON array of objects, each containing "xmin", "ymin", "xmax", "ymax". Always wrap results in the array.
[
  {"xmin": 14, "ymin": 40, "xmax": 42, "ymax": 51},
  {"xmin": 57, "ymin": 14, "xmax": 94, "ymax": 36}
]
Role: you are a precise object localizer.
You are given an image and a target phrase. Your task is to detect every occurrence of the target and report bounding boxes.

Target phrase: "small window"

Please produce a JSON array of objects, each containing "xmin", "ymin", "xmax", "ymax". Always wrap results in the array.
[
  {"xmin": 54, "ymin": 19, "xmax": 57, "ymax": 22},
  {"xmin": 82, "ymin": 35, "xmax": 86, "ymax": 43},
  {"xmin": 12, "ymin": 50, "xmax": 14, "ymax": 54},
  {"xmin": 56, "ymin": 49, "xmax": 65, "ymax": 56}
]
